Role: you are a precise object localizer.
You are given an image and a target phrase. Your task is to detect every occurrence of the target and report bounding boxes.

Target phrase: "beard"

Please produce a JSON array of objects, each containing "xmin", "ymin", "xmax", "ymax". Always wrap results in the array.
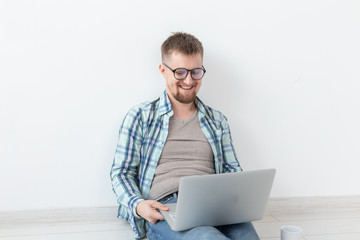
[
  {"xmin": 173, "ymin": 91, "xmax": 197, "ymax": 104},
  {"xmin": 166, "ymin": 80, "xmax": 201, "ymax": 105}
]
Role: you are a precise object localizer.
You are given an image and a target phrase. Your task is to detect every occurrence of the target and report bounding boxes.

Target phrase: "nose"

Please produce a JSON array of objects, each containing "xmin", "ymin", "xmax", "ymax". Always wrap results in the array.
[{"xmin": 182, "ymin": 72, "xmax": 194, "ymax": 85}]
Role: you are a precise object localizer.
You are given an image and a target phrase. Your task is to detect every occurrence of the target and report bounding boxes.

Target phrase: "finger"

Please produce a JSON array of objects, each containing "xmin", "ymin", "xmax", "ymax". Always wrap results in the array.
[
  {"xmin": 152, "ymin": 201, "xmax": 169, "ymax": 211},
  {"xmin": 147, "ymin": 217, "xmax": 158, "ymax": 224},
  {"xmin": 152, "ymin": 211, "xmax": 165, "ymax": 221}
]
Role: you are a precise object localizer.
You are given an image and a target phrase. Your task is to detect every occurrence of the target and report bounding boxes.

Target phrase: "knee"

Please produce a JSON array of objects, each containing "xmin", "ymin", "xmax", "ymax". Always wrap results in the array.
[
  {"xmin": 240, "ymin": 222, "xmax": 260, "ymax": 240},
  {"xmin": 219, "ymin": 222, "xmax": 260, "ymax": 240},
  {"xmin": 184, "ymin": 226, "xmax": 229, "ymax": 240}
]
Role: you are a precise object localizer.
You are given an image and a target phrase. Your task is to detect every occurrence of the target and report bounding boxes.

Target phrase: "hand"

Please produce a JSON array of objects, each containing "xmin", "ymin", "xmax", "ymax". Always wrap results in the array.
[{"xmin": 136, "ymin": 200, "xmax": 169, "ymax": 223}]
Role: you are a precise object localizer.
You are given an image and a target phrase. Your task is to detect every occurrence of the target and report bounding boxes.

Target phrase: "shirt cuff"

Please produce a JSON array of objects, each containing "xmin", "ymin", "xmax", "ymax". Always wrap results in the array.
[{"xmin": 128, "ymin": 195, "xmax": 145, "ymax": 219}]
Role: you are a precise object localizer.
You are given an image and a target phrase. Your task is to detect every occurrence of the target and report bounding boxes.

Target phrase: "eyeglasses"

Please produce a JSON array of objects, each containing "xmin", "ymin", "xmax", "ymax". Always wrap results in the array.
[{"xmin": 163, "ymin": 63, "xmax": 206, "ymax": 80}]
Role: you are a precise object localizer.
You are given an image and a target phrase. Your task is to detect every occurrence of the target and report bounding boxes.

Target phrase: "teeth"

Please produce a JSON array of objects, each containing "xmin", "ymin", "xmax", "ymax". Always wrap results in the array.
[{"xmin": 180, "ymin": 86, "xmax": 192, "ymax": 90}]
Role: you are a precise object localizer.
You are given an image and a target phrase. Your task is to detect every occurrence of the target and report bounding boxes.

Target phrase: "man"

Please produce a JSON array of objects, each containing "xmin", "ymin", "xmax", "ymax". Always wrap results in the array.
[{"xmin": 110, "ymin": 32, "xmax": 259, "ymax": 240}]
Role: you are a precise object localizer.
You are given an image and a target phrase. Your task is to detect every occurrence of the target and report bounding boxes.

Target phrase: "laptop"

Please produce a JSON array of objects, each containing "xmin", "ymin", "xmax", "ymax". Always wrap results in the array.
[{"xmin": 159, "ymin": 168, "xmax": 276, "ymax": 231}]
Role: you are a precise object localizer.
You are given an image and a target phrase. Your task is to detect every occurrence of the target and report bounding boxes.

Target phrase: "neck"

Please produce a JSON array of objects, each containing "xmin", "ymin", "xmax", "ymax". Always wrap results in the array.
[{"xmin": 169, "ymin": 97, "xmax": 197, "ymax": 121}]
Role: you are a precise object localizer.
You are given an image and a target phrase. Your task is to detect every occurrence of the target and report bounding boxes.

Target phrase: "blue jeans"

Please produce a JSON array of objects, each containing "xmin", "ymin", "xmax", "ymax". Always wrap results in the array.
[{"xmin": 145, "ymin": 196, "xmax": 260, "ymax": 240}]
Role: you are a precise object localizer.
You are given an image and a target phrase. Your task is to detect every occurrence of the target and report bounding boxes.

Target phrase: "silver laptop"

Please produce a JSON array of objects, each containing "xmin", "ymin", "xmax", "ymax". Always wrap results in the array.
[{"xmin": 160, "ymin": 169, "xmax": 276, "ymax": 231}]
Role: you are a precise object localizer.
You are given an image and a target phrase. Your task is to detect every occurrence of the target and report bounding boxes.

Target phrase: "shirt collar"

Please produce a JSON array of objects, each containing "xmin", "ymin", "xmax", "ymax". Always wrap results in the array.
[
  {"xmin": 159, "ymin": 90, "xmax": 173, "ymax": 116},
  {"xmin": 195, "ymin": 96, "xmax": 206, "ymax": 119}
]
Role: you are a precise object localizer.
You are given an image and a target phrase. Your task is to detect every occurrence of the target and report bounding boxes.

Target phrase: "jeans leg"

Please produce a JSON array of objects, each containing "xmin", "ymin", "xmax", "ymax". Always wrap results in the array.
[
  {"xmin": 183, "ymin": 226, "xmax": 231, "ymax": 240},
  {"xmin": 145, "ymin": 197, "xmax": 185, "ymax": 240},
  {"xmin": 146, "ymin": 219, "xmax": 185, "ymax": 240},
  {"xmin": 217, "ymin": 222, "xmax": 260, "ymax": 240}
]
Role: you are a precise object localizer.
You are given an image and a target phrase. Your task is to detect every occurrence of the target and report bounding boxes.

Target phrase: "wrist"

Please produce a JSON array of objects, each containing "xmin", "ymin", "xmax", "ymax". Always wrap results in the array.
[{"xmin": 128, "ymin": 195, "xmax": 145, "ymax": 218}]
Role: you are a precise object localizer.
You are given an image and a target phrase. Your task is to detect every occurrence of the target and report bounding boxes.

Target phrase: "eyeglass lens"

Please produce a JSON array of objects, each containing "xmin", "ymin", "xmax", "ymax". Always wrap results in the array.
[{"xmin": 175, "ymin": 68, "xmax": 204, "ymax": 80}]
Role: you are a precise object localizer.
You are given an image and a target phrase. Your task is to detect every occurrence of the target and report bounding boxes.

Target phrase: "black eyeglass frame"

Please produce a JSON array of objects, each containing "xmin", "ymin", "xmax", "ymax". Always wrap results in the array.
[{"xmin": 163, "ymin": 63, "xmax": 206, "ymax": 80}]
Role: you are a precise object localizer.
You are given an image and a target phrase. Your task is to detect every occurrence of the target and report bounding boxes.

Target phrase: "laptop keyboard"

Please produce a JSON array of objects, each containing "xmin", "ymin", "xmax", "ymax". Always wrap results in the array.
[{"xmin": 169, "ymin": 213, "xmax": 176, "ymax": 221}]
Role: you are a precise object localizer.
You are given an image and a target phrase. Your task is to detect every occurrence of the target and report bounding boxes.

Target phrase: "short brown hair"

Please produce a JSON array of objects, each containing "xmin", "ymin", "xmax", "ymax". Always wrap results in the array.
[{"xmin": 161, "ymin": 32, "xmax": 204, "ymax": 61}]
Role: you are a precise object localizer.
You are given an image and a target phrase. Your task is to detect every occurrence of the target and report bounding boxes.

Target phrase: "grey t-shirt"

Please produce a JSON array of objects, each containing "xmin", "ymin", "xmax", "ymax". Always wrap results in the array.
[{"xmin": 148, "ymin": 110, "xmax": 215, "ymax": 200}]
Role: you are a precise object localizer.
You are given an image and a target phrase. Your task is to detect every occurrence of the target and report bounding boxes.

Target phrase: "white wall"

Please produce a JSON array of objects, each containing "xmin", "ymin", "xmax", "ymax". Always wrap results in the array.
[{"xmin": 1, "ymin": 0, "xmax": 359, "ymax": 211}]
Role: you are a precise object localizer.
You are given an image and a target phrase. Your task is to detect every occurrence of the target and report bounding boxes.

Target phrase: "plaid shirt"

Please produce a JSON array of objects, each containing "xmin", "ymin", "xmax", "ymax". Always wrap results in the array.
[{"xmin": 110, "ymin": 91, "xmax": 242, "ymax": 239}]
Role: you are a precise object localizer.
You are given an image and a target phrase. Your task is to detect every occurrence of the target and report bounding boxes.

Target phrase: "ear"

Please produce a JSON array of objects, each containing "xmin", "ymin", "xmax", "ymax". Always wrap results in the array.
[{"xmin": 159, "ymin": 64, "xmax": 166, "ymax": 78}]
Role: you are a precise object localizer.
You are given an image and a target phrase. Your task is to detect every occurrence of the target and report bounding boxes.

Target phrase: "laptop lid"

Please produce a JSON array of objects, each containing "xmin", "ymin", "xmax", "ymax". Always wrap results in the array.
[{"xmin": 161, "ymin": 169, "xmax": 276, "ymax": 231}]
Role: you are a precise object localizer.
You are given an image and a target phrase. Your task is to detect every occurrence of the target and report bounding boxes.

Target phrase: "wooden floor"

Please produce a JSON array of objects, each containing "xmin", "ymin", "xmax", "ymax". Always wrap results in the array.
[{"xmin": 1, "ymin": 196, "xmax": 360, "ymax": 240}]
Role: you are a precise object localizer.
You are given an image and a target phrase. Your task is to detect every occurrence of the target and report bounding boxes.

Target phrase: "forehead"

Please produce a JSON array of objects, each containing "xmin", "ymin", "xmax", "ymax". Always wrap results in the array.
[{"xmin": 166, "ymin": 51, "xmax": 203, "ymax": 68}]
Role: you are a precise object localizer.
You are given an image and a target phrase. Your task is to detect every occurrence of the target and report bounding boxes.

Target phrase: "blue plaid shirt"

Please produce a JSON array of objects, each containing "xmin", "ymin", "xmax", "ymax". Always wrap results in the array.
[{"xmin": 110, "ymin": 91, "xmax": 242, "ymax": 239}]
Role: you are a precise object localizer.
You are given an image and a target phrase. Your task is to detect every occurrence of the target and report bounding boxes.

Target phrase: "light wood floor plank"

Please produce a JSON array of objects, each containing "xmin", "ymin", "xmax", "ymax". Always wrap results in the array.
[
  {"xmin": 254, "ymin": 218, "xmax": 360, "ymax": 238},
  {"xmin": 0, "ymin": 222, "xmax": 131, "ymax": 238},
  {"xmin": 267, "ymin": 195, "xmax": 360, "ymax": 214},
  {"xmin": 304, "ymin": 233, "xmax": 360, "ymax": 240},
  {"xmin": 273, "ymin": 211, "xmax": 360, "ymax": 222},
  {"xmin": 1, "ymin": 196, "xmax": 359, "ymax": 240},
  {"xmin": 0, "ymin": 230, "xmax": 136, "ymax": 240}
]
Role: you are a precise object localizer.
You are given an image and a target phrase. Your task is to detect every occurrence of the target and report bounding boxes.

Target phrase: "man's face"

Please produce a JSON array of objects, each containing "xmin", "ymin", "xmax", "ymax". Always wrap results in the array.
[{"xmin": 160, "ymin": 51, "xmax": 203, "ymax": 105}]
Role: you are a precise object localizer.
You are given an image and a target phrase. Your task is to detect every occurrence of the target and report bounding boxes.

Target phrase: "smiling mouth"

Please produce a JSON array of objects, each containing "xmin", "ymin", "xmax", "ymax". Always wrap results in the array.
[{"xmin": 179, "ymin": 85, "xmax": 193, "ymax": 90}]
